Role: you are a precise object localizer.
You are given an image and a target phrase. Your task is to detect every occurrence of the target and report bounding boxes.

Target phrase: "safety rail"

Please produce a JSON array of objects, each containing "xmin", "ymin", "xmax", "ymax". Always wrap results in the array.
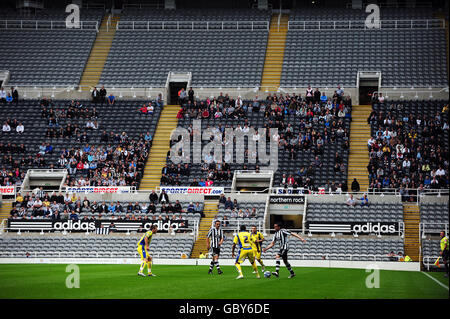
[
  {"xmin": 220, "ymin": 220, "xmax": 264, "ymax": 234},
  {"xmin": 116, "ymin": 20, "xmax": 269, "ymax": 31},
  {"xmin": 99, "ymin": 87, "xmax": 164, "ymax": 99},
  {"xmin": 262, "ymin": 86, "xmax": 354, "ymax": 98},
  {"xmin": 372, "ymin": 87, "xmax": 449, "ymax": 100},
  {"xmin": 288, "ymin": 19, "xmax": 445, "ymax": 30},
  {"xmin": 346, "ymin": 1, "xmax": 433, "ymax": 8},
  {"xmin": 0, "ymin": 19, "xmax": 99, "ymax": 31},
  {"xmin": 106, "ymin": 14, "xmax": 112, "ymax": 32},
  {"xmin": 420, "ymin": 223, "xmax": 449, "ymax": 237},
  {"xmin": 123, "ymin": 1, "xmax": 164, "ymax": 9},
  {"xmin": 13, "ymin": 184, "xmax": 448, "ymax": 198}
]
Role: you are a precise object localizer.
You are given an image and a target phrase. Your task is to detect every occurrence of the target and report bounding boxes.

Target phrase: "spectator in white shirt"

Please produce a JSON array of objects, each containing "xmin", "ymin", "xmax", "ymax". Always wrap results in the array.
[
  {"xmin": 16, "ymin": 122, "xmax": 24, "ymax": 134},
  {"xmin": 435, "ymin": 166, "xmax": 446, "ymax": 177},
  {"xmin": 346, "ymin": 194, "xmax": 356, "ymax": 206},
  {"xmin": 2, "ymin": 122, "xmax": 11, "ymax": 132}
]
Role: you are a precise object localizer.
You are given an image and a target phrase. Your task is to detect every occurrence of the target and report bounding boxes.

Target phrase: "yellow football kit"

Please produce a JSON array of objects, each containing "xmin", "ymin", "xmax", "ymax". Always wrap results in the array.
[
  {"xmin": 250, "ymin": 231, "xmax": 264, "ymax": 260},
  {"xmin": 137, "ymin": 231, "xmax": 153, "ymax": 260},
  {"xmin": 233, "ymin": 231, "xmax": 255, "ymax": 264}
]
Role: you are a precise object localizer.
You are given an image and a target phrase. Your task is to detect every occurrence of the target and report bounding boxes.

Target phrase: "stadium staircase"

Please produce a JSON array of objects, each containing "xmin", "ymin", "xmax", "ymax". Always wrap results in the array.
[
  {"xmin": 260, "ymin": 13, "xmax": 289, "ymax": 92},
  {"xmin": 0, "ymin": 201, "xmax": 12, "ymax": 227},
  {"xmin": 347, "ymin": 105, "xmax": 372, "ymax": 192},
  {"xmin": 139, "ymin": 105, "xmax": 180, "ymax": 190},
  {"xmin": 78, "ymin": 14, "xmax": 120, "ymax": 91},
  {"xmin": 190, "ymin": 200, "xmax": 219, "ymax": 258},
  {"xmin": 403, "ymin": 204, "xmax": 421, "ymax": 262}
]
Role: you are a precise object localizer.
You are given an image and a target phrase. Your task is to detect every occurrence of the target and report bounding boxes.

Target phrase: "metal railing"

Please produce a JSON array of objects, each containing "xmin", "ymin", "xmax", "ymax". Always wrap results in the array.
[
  {"xmin": 261, "ymin": 86, "xmax": 354, "ymax": 98},
  {"xmin": 372, "ymin": 87, "xmax": 449, "ymax": 100},
  {"xmin": 116, "ymin": 20, "xmax": 269, "ymax": 31},
  {"xmin": 13, "ymin": 85, "xmax": 75, "ymax": 98},
  {"xmin": 420, "ymin": 223, "xmax": 449, "ymax": 237},
  {"xmin": 220, "ymin": 220, "xmax": 264, "ymax": 233},
  {"xmin": 123, "ymin": 2, "xmax": 164, "ymax": 9},
  {"xmin": 0, "ymin": 19, "xmax": 99, "ymax": 31},
  {"xmin": 346, "ymin": 1, "xmax": 433, "ymax": 8},
  {"xmin": 288, "ymin": 19, "xmax": 445, "ymax": 30}
]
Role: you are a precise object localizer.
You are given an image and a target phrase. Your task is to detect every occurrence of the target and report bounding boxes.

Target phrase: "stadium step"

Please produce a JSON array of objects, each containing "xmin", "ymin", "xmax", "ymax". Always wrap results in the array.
[
  {"xmin": 139, "ymin": 105, "xmax": 180, "ymax": 190},
  {"xmin": 190, "ymin": 200, "xmax": 219, "ymax": 258},
  {"xmin": 347, "ymin": 105, "xmax": 372, "ymax": 191},
  {"xmin": 0, "ymin": 201, "xmax": 12, "ymax": 227},
  {"xmin": 78, "ymin": 14, "xmax": 120, "ymax": 91},
  {"xmin": 260, "ymin": 13, "xmax": 289, "ymax": 92},
  {"xmin": 403, "ymin": 204, "xmax": 421, "ymax": 262}
]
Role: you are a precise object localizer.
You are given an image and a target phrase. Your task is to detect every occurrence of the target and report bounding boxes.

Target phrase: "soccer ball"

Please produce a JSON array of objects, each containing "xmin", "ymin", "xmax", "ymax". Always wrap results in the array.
[{"xmin": 264, "ymin": 271, "xmax": 271, "ymax": 278}]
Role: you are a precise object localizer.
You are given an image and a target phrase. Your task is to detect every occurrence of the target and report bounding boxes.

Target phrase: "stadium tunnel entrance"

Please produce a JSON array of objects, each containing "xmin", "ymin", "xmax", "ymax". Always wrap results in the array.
[
  {"xmin": 270, "ymin": 214, "xmax": 303, "ymax": 229},
  {"xmin": 169, "ymin": 81, "xmax": 187, "ymax": 104},
  {"xmin": 359, "ymin": 85, "xmax": 378, "ymax": 105}
]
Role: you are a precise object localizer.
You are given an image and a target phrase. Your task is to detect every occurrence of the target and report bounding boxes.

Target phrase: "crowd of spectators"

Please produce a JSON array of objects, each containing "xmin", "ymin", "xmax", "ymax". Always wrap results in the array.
[
  {"xmin": 57, "ymin": 132, "xmax": 151, "ymax": 187},
  {"xmin": 41, "ymin": 98, "xmax": 100, "ymax": 139},
  {"xmin": 367, "ymin": 100, "xmax": 449, "ymax": 194},
  {"xmin": 167, "ymin": 87, "xmax": 352, "ymax": 189},
  {"xmin": 9, "ymin": 191, "xmax": 203, "ymax": 223}
]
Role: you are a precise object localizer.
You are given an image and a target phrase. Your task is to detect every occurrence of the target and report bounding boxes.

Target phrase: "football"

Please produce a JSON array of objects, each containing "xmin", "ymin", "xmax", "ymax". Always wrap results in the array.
[{"xmin": 264, "ymin": 271, "xmax": 271, "ymax": 278}]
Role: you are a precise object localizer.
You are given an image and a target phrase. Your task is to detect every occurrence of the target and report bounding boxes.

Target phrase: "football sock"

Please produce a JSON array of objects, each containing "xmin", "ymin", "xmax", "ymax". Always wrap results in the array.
[
  {"xmin": 209, "ymin": 261, "xmax": 215, "ymax": 271},
  {"xmin": 147, "ymin": 261, "xmax": 152, "ymax": 273},
  {"xmin": 235, "ymin": 263, "xmax": 242, "ymax": 274},
  {"xmin": 258, "ymin": 258, "xmax": 265, "ymax": 268},
  {"xmin": 251, "ymin": 262, "xmax": 258, "ymax": 273},
  {"xmin": 275, "ymin": 260, "xmax": 280, "ymax": 273},
  {"xmin": 215, "ymin": 261, "xmax": 221, "ymax": 270},
  {"xmin": 286, "ymin": 263, "xmax": 294, "ymax": 275},
  {"xmin": 139, "ymin": 261, "xmax": 145, "ymax": 272}
]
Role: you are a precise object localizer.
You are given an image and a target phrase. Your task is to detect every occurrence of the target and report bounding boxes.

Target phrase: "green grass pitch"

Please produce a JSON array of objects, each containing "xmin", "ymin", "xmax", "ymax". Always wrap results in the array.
[{"xmin": 0, "ymin": 264, "xmax": 448, "ymax": 299}]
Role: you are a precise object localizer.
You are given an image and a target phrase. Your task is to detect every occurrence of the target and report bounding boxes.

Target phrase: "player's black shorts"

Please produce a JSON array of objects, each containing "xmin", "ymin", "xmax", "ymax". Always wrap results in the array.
[
  {"xmin": 443, "ymin": 249, "xmax": 449, "ymax": 262},
  {"xmin": 277, "ymin": 249, "xmax": 288, "ymax": 259},
  {"xmin": 212, "ymin": 247, "xmax": 221, "ymax": 256}
]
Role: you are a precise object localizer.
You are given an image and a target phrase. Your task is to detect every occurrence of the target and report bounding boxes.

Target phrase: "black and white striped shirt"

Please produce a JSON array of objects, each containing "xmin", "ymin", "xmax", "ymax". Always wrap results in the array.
[
  {"xmin": 272, "ymin": 229, "xmax": 292, "ymax": 251},
  {"xmin": 207, "ymin": 227, "xmax": 224, "ymax": 248}
]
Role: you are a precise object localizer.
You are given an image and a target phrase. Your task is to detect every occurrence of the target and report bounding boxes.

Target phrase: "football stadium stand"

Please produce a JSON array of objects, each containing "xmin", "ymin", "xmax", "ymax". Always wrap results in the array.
[
  {"xmin": 0, "ymin": 99, "xmax": 161, "ymax": 188},
  {"xmin": 0, "ymin": 235, "xmax": 195, "ymax": 259},
  {"xmin": 0, "ymin": 2, "xmax": 448, "ymax": 274}
]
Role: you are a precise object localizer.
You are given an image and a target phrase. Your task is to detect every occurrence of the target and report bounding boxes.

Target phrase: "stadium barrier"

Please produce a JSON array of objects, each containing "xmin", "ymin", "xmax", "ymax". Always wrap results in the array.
[
  {"xmin": 373, "ymin": 87, "xmax": 449, "ymax": 100},
  {"xmin": 0, "ymin": 20, "xmax": 99, "ymax": 31},
  {"xmin": 420, "ymin": 223, "xmax": 449, "ymax": 237},
  {"xmin": 288, "ymin": 19, "xmax": 445, "ymax": 30},
  {"xmin": 0, "ymin": 257, "xmax": 421, "ymax": 271},
  {"xmin": 116, "ymin": 20, "xmax": 270, "ymax": 31}
]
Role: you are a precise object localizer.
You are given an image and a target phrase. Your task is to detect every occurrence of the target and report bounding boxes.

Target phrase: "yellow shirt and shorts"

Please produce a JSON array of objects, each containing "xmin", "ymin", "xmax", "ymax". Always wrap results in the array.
[
  {"xmin": 233, "ymin": 231, "xmax": 255, "ymax": 264},
  {"xmin": 137, "ymin": 231, "xmax": 153, "ymax": 260},
  {"xmin": 250, "ymin": 231, "xmax": 264, "ymax": 260}
]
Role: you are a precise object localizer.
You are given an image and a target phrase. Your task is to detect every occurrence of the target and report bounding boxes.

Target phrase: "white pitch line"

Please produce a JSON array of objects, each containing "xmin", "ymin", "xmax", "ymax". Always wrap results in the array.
[{"xmin": 422, "ymin": 272, "xmax": 449, "ymax": 290}]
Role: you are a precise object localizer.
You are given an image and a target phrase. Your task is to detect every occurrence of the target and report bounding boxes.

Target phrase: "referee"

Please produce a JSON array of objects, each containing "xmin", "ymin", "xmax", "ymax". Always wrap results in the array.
[
  {"xmin": 440, "ymin": 231, "xmax": 449, "ymax": 277},
  {"xmin": 263, "ymin": 223, "xmax": 306, "ymax": 278},
  {"xmin": 206, "ymin": 220, "xmax": 224, "ymax": 275}
]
